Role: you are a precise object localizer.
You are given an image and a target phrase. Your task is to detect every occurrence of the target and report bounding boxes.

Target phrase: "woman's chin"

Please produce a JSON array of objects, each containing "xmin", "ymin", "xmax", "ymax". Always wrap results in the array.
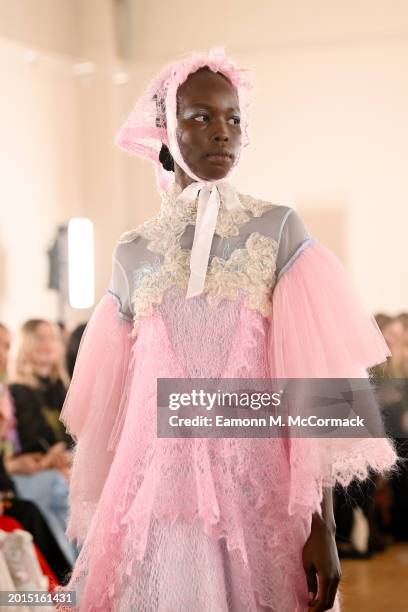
[{"xmin": 195, "ymin": 166, "xmax": 231, "ymax": 182}]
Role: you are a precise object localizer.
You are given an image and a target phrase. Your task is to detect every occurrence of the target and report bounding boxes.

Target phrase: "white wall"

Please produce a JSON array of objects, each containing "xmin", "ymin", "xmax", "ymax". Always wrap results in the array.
[
  {"xmin": 0, "ymin": 0, "xmax": 80, "ymax": 56},
  {"xmin": 0, "ymin": 0, "xmax": 407, "ymax": 332},
  {"xmin": 0, "ymin": 38, "xmax": 82, "ymax": 331},
  {"xmin": 118, "ymin": 2, "xmax": 408, "ymax": 313}
]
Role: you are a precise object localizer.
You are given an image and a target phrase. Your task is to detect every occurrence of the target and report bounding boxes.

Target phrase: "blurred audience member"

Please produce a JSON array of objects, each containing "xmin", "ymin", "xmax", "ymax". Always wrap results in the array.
[
  {"xmin": 334, "ymin": 313, "xmax": 406, "ymax": 558},
  {"xmin": 375, "ymin": 313, "xmax": 405, "ymax": 377},
  {"xmin": 66, "ymin": 324, "xmax": 86, "ymax": 379},
  {"xmin": 0, "ymin": 321, "xmax": 76, "ymax": 564},
  {"xmin": 0, "ymin": 399, "xmax": 71, "ymax": 585},
  {"xmin": 373, "ymin": 314, "xmax": 408, "ymax": 540},
  {"xmin": 396, "ymin": 312, "xmax": 408, "ymax": 377},
  {"xmin": 9, "ymin": 319, "xmax": 73, "ymax": 464},
  {"xmin": 57, "ymin": 320, "xmax": 70, "ymax": 350}
]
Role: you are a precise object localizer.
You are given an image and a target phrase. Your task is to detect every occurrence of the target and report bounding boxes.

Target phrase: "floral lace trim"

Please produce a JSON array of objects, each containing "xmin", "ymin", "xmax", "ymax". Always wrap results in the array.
[
  {"xmin": 119, "ymin": 182, "xmax": 279, "ymax": 244},
  {"xmin": 119, "ymin": 184, "xmax": 279, "ymax": 333},
  {"xmin": 130, "ymin": 232, "xmax": 277, "ymax": 335}
]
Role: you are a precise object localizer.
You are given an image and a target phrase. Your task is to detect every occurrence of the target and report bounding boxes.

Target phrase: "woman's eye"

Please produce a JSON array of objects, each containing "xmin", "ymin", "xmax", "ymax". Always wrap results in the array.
[
  {"xmin": 193, "ymin": 114, "xmax": 209, "ymax": 122},
  {"xmin": 228, "ymin": 116, "xmax": 241, "ymax": 125}
]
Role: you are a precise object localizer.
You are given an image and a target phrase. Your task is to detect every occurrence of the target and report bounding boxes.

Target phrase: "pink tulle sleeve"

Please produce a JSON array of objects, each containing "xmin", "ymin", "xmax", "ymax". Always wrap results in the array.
[
  {"xmin": 60, "ymin": 292, "xmax": 134, "ymax": 543},
  {"xmin": 269, "ymin": 239, "xmax": 398, "ymax": 516}
]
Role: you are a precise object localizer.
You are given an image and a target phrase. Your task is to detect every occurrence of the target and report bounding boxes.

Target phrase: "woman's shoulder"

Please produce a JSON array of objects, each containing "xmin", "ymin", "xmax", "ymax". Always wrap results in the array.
[
  {"xmin": 9, "ymin": 382, "xmax": 30, "ymax": 393},
  {"xmin": 113, "ymin": 217, "xmax": 158, "ymax": 264},
  {"xmin": 238, "ymin": 191, "xmax": 289, "ymax": 218},
  {"xmin": 108, "ymin": 226, "xmax": 152, "ymax": 323},
  {"xmin": 237, "ymin": 192, "xmax": 310, "ymax": 249},
  {"xmin": 8, "ymin": 382, "xmax": 36, "ymax": 403},
  {"xmin": 117, "ymin": 227, "xmax": 143, "ymax": 246},
  {"xmin": 237, "ymin": 191, "xmax": 308, "ymax": 233}
]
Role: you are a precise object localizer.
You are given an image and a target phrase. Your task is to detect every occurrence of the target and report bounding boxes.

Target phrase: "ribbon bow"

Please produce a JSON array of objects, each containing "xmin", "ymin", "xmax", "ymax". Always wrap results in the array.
[{"xmin": 176, "ymin": 181, "xmax": 246, "ymax": 298}]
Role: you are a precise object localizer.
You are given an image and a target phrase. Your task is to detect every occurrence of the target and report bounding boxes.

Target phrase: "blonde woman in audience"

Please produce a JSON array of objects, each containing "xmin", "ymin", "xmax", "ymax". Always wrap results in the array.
[
  {"xmin": 9, "ymin": 320, "xmax": 73, "ymax": 472},
  {"xmin": 0, "ymin": 322, "xmax": 76, "ymax": 565}
]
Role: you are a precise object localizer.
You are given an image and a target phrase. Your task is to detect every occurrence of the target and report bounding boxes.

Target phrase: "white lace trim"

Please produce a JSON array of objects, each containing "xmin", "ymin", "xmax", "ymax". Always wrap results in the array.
[
  {"xmin": 119, "ymin": 183, "xmax": 279, "ymax": 244},
  {"xmin": 120, "ymin": 184, "xmax": 279, "ymax": 333}
]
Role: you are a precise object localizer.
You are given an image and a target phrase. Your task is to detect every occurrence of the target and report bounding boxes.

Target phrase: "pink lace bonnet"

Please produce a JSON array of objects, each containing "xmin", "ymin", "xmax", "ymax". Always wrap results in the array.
[{"xmin": 115, "ymin": 46, "xmax": 253, "ymax": 191}]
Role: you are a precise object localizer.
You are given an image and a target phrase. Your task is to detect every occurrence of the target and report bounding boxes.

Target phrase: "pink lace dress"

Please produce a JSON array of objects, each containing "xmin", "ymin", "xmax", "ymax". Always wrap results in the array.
[{"xmin": 58, "ymin": 184, "xmax": 397, "ymax": 611}]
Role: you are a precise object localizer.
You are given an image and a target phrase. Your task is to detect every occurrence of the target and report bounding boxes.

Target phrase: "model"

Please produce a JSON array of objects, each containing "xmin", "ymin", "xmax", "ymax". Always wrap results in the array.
[{"xmin": 57, "ymin": 47, "xmax": 397, "ymax": 611}]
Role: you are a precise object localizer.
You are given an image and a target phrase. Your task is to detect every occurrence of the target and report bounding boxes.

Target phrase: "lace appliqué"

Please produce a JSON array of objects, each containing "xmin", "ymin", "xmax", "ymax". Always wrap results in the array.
[{"xmin": 120, "ymin": 184, "xmax": 279, "ymax": 334}]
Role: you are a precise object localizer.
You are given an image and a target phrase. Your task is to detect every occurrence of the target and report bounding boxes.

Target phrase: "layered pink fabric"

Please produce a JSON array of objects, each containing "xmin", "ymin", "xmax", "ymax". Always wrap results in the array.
[
  {"xmin": 271, "ymin": 240, "xmax": 392, "ymax": 378},
  {"xmin": 56, "ymin": 242, "xmax": 398, "ymax": 611},
  {"xmin": 58, "ymin": 296, "xmax": 314, "ymax": 611},
  {"xmin": 59, "ymin": 293, "xmax": 133, "ymax": 544},
  {"xmin": 270, "ymin": 241, "xmax": 398, "ymax": 517}
]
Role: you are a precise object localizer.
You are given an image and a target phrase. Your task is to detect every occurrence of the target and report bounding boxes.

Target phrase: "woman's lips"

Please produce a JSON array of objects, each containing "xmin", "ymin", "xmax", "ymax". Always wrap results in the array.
[{"xmin": 206, "ymin": 153, "xmax": 232, "ymax": 164}]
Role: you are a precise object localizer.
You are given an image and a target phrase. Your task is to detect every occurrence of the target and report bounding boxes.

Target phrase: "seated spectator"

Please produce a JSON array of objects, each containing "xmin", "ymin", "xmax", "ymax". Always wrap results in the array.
[
  {"xmin": 377, "ymin": 313, "xmax": 408, "ymax": 540},
  {"xmin": 0, "ymin": 322, "xmax": 76, "ymax": 565},
  {"xmin": 9, "ymin": 319, "xmax": 74, "ymax": 458},
  {"xmin": 0, "ymin": 390, "xmax": 71, "ymax": 585},
  {"xmin": 333, "ymin": 314, "xmax": 403, "ymax": 558}
]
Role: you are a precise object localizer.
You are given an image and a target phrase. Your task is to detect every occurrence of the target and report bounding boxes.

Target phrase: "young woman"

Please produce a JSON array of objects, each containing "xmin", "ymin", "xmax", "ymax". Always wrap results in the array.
[
  {"xmin": 4, "ymin": 320, "xmax": 76, "ymax": 566},
  {"xmin": 9, "ymin": 319, "xmax": 73, "ymax": 461},
  {"xmin": 58, "ymin": 48, "xmax": 398, "ymax": 611}
]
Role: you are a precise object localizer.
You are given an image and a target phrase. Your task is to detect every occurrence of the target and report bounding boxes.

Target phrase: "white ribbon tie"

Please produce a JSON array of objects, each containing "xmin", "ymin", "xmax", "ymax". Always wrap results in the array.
[{"xmin": 176, "ymin": 181, "xmax": 245, "ymax": 299}]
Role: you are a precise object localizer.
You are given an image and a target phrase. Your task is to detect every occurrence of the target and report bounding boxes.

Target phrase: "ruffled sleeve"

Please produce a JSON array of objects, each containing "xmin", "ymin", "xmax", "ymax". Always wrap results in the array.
[
  {"xmin": 269, "ymin": 209, "xmax": 398, "ymax": 517},
  {"xmin": 60, "ymin": 245, "xmax": 134, "ymax": 544}
]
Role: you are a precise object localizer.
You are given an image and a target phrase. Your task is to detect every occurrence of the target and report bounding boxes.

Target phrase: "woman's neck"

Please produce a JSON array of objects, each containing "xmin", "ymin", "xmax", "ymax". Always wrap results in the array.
[
  {"xmin": 33, "ymin": 364, "xmax": 53, "ymax": 378},
  {"xmin": 174, "ymin": 163, "xmax": 196, "ymax": 191}
]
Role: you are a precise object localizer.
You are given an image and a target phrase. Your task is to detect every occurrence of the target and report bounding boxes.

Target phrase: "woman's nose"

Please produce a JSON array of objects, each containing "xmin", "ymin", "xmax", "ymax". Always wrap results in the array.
[
  {"xmin": 214, "ymin": 132, "xmax": 229, "ymax": 142},
  {"xmin": 213, "ymin": 127, "xmax": 229, "ymax": 142},
  {"xmin": 212, "ymin": 118, "xmax": 230, "ymax": 141}
]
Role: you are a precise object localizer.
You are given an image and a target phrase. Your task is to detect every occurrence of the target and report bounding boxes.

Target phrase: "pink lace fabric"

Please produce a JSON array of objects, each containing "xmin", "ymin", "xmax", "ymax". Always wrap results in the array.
[
  {"xmin": 59, "ymin": 294, "xmax": 133, "ymax": 545},
  {"xmin": 115, "ymin": 46, "xmax": 252, "ymax": 191},
  {"xmin": 55, "ymin": 239, "xmax": 397, "ymax": 612}
]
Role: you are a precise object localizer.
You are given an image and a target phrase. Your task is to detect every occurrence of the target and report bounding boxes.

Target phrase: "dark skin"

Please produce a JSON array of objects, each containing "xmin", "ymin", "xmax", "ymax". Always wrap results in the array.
[
  {"xmin": 175, "ymin": 68, "xmax": 242, "ymax": 188},
  {"xmin": 173, "ymin": 68, "xmax": 342, "ymax": 611}
]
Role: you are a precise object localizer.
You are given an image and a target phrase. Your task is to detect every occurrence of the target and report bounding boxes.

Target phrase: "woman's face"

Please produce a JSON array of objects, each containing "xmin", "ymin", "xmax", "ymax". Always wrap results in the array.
[
  {"xmin": 383, "ymin": 320, "xmax": 404, "ymax": 352},
  {"xmin": 29, "ymin": 323, "xmax": 61, "ymax": 369},
  {"xmin": 176, "ymin": 69, "xmax": 242, "ymax": 181}
]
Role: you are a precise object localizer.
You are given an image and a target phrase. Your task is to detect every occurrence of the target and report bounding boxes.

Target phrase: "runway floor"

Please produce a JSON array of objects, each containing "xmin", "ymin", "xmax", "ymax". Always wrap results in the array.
[{"xmin": 339, "ymin": 542, "xmax": 408, "ymax": 612}]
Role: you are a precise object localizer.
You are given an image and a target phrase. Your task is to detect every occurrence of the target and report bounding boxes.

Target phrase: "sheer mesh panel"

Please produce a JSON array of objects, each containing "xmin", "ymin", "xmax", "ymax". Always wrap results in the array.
[
  {"xmin": 275, "ymin": 208, "xmax": 311, "ymax": 278},
  {"xmin": 110, "ymin": 201, "xmax": 295, "ymax": 322}
]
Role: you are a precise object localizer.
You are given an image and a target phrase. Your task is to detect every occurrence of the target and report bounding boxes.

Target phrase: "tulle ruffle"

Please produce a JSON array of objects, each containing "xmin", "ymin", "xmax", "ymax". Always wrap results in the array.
[
  {"xmin": 57, "ymin": 305, "xmax": 319, "ymax": 610},
  {"xmin": 57, "ymin": 242, "xmax": 399, "ymax": 610},
  {"xmin": 59, "ymin": 293, "xmax": 134, "ymax": 544},
  {"xmin": 269, "ymin": 240, "xmax": 398, "ymax": 516},
  {"xmin": 270, "ymin": 240, "xmax": 391, "ymax": 378}
]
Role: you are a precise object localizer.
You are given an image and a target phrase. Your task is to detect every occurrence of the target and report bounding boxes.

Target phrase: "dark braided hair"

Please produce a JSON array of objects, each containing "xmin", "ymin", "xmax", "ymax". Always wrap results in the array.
[
  {"xmin": 159, "ymin": 144, "xmax": 175, "ymax": 172},
  {"xmin": 153, "ymin": 90, "xmax": 175, "ymax": 173}
]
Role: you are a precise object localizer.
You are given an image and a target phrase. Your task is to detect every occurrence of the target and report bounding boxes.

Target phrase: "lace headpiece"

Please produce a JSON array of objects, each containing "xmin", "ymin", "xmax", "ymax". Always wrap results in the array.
[
  {"xmin": 116, "ymin": 46, "xmax": 253, "ymax": 190},
  {"xmin": 115, "ymin": 47, "xmax": 254, "ymax": 298}
]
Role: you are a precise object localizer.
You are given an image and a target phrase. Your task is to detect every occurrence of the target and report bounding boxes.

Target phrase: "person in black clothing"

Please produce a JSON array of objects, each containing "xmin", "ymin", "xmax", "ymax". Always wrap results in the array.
[
  {"xmin": 9, "ymin": 319, "xmax": 74, "ymax": 464},
  {"xmin": 3, "ymin": 320, "xmax": 76, "ymax": 565},
  {"xmin": 66, "ymin": 324, "xmax": 87, "ymax": 379},
  {"xmin": 0, "ymin": 380, "xmax": 72, "ymax": 585},
  {"xmin": 10, "ymin": 376, "xmax": 74, "ymax": 455}
]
